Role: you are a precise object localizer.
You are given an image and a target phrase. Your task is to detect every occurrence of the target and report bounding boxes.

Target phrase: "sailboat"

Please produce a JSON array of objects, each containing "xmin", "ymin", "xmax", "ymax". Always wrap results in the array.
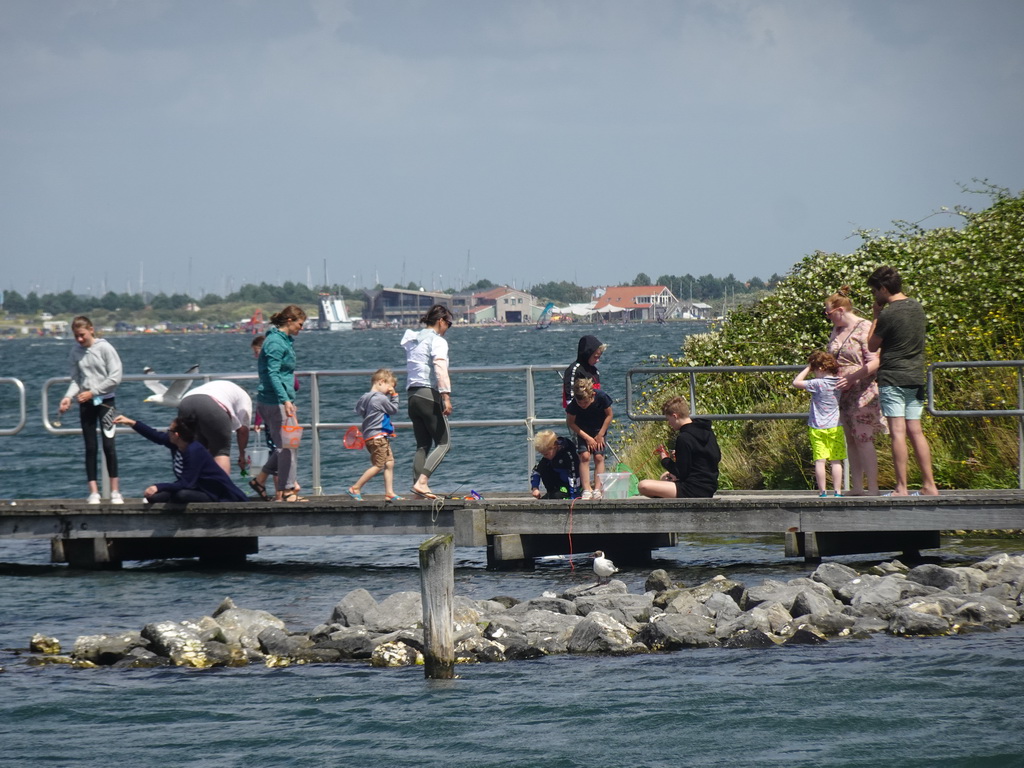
[{"xmin": 535, "ymin": 302, "xmax": 556, "ymax": 330}]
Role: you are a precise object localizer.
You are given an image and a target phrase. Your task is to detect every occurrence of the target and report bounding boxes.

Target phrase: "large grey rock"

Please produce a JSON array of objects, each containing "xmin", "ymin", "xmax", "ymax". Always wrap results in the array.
[
  {"xmin": 665, "ymin": 591, "xmax": 713, "ymax": 619},
  {"xmin": 318, "ymin": 627, "xmax": 378, "ymax": 659},
  {"xmin": 722, "ymin": 629, "xmax": 778, "ymax": 649},
  {"xmin": 811, "ymin": 562, "xmax": 860, "ymax": 593},
  {"xmin": 507, "ymin": 597, "xmax": 577, "ymax": 616},
  {"xmin": 637, "ymin": 613, "xmax": 718, "ymax": 650},
  {"xmin": 258, "ymin": 626, "xmax": 314, "ymax": 657},
  {"xmin": 560, "ymin": 580, "xmax": 628, "ymax": 600},
  {"xmin": 791, "ymin": 611, "xmax": 856, "ymax": 637},
  {"xmin": 370, "ymin": 641, "xmax": 422, "ymax": 667},
  {"xmin": 487, "ymin": 610, "xmax": 582, "ymax": 655},
  {"xmin": 905, "ymin": 564, "xmax": 988, "ymax": 594},
  {"xmin": 574, "ymin": 593, "xmax": 656, "ymax": 628},
  {"xmin": 704, "ymin": 592, "xmax": 743, "ymax": 623},
  {"xmin": 790, "ymin": 588, "xmax": 841, "ymax": 618},
  {"xmin": 567, "ymin": 612, "xmax": 634, "ymax": 654},
  {"xmin": 214, "ymin": 606, "xmax": 287, "ymax": 649},
  {"xmin": 72, "ymin": 632, "xmax": 145, "ymax": 665},
  {"xmin": 455, "ymin": 635, "xmax": 506, "ymax": 663},
  {"xmin": 645, "ymin": 569, "xmax": 674, "ymax": 593},
  {"xmin": 330, "ymin": 588, "xmax": 378, "ymax": 627},
  {"xmin": 888, "ymin": 607, "xmax": 950, "ymax": 636},
  {"xmin": 850, "ymin": 575, "xmax": 906, "ymax": 618},
  {"xmin": 362, "ymin": 591, "xmax": 422, "ymax": 633},
  {"xmin": 951, "ymin": 596, "xmax": 1019, "ymax": 629},
  {"xmin": 783, "ymin": 626, "xmax": 828, "ymax": 645},
  {"xmin": 141, "ymin": 621, "xmax": 211, "ymax": 668},
  {"xmin": 29, "ymin": 634, "xmax": 61, "ymax": 655},
  {"xmin": 687, "ymin": 576, "xmax": 746, "ymax": 606},
  {"xmin": 717, "ymin": 602, "xmax": 792, "ymax": 639}
]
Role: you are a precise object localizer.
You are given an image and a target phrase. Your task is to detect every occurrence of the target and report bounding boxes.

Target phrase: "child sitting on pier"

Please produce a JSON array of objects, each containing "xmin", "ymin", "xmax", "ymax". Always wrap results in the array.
[
  {"xmin": 113, "ymin": 414, "xmax": 248, "ymax": 503},
  {"xmin": 792, "ymin": 350, "xmax": 846, "ymax": 497},
  {"xmin": 347, "ymin": 369, "xmax": 402, "ymax": 502},
  {"xmin": 638, "ymin": 396, "xmax": 721, "ymax": 498},
  {"xmin": 565, "ymin": 377, "xmax": 613, "ymax": 499},
  {"xmin": 530, "ymin": 430, "xmax": 582, "ymax": 499}
]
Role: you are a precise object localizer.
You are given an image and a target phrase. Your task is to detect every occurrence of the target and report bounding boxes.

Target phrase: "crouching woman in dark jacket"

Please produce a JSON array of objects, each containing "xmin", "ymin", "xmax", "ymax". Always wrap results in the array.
[
  {"xmin": 114, "ymin": 414, "xmax": 248, "ymax": 503},
  {"xmin": 638, "ymin": 397, "xmax": 721, "ymax": 499}
]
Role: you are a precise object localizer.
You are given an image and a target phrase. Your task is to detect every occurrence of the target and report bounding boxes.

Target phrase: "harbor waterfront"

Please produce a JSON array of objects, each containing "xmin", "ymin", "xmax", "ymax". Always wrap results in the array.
[{"xmin": 2, "ymin": 325, "xmax": 1023, "ymax": 767}]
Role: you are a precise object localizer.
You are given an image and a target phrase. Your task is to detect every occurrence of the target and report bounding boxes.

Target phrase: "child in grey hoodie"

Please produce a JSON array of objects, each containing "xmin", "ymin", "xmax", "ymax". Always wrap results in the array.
[{"xmin": 347, "ymin": 369, "xmax": 401, "ymax": 501}]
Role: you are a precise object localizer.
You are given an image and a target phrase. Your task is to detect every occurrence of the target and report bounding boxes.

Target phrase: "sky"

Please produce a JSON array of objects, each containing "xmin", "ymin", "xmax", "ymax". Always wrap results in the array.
[{"xmin": 2, "ymin": 0, "xmax": 1023, "ymax": 299}]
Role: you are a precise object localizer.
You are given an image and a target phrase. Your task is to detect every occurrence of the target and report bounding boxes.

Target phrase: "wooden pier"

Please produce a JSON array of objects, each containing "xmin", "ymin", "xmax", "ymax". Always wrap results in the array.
[{"xmin": 1, "ymin": 490, "xmax": 1021, "ymax": 569}]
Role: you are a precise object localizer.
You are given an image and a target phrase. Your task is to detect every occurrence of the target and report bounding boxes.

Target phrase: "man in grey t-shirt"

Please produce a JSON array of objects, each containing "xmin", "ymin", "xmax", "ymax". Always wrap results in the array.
[{"xmin": 867, "ymin": 266, "xmax": 938, "ymax": 496}]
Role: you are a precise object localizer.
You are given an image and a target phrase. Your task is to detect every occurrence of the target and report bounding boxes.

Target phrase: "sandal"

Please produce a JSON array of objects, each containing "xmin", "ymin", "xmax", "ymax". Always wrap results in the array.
[
  {"xmin": 278, "ymin": 492, "xmax": 309, "ymax": 503},
  {"xmin": 411, "ymin": 488, "xmax": 439, "ymax": 500},
  {"xmin": 249, "ymin": 478, "xmax": 269, "ymax": 501},
  {"xmin": 385, "ymin": 494, "xmax": 405, "ymax": 502},
  {"xmin": 346, "ymin": 487, "xmax": 364, "ymax": 501}
]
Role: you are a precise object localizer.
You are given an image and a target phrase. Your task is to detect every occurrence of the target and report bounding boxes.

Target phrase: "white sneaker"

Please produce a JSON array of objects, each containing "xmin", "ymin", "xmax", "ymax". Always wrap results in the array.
[
  {"xmin": 592, "ymin": 488, "xmax": 603, "ymax": 500},
  {"xmin": 581, "ymin": 490, "xmax": 593, "ymax": 500},
  {"xmin": 87, "ymin": 492, "xmax": 101, "ymax": 504},
  {"xmin": 110, "ymin": 491, "xmax": 124, "ymax": 505}
]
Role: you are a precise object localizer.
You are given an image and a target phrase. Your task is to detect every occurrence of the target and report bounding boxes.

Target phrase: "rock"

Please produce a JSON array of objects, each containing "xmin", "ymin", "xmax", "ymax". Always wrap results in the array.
[
  {"xmin": 722, "ymin": 629, "xmax": 777, "ymax": 649},
  {"xmin": 850, "ymin": 575, "xmax": 906, "ymax": 618},
  {"xmin": 214, "ymin": 606, "xmax": 287, "ymax": 650},
  {"xmin": 258, "ymin": 627, "xmax": 313, "ymax": 657},
  {"xmin": 743, "ymin": 578, "xmax": 791, "ymax": 609},
  {"xmin": 836, "ymin": 574, "xmax": 881, "ymax": 604},
  {"xmin": 665, "ymin": 591, "xmax": 713, "ymax": 618},
  {"xmin": 783, "ymin": 626, "xmax": 828, "ymax": 645},
  {"xmin": 375, "ymin": 628, "xmax": 425, "ymax": 651},
  {"xmin": 567, "ymin": 612, "xmax": 634, "ymax": 654},
  {"xmin": 637, "ymin": 613, "xmax": 718, "ymax": 650},
  {"xmin": 370, "ymin": 640, "xmax": 422, "ymax": 667},
  {"xmin": 888, "ymin": 607, "xmax": 950, "ymax": 636},
  {"xmin": 476, "ymin": 599, "xmax": 509, "ymax": 615},
  {"xmin": 704, "ymin": 592, "xmax": 743, "ymax": 622},
  {"xmin": 811, "ymin": 562, "xmax": 860, "ymax": 592},
  {"xmin": 487, "ymin": 596, "xmax": 521, "ymax": 609},
  {"xmin": 202, "ymin": 640, "xmax": 248, "ymax": 667},
  {"xmin": 293, "ymin": 648, "xmax": 344, "ymax": 664},
  {"xmin": 645, "ymin": 569, "xmax": 674, "ymax": 593},
  {"xmin": 688, "ymin": 575, "xmax": 747, "ymax": 606},
  {"xmin": 498, "ymin": 610, "xmax": 583, "ymax": 655},
  {"xmin": 717, "ymin": 602, "xmax": 792, "ymax": 639},
  {"xmin": 141, "ymin": 621, "xmax": 212, "ymax": 668},
  {"xmin": 362, "ymin": 591, "xmax": 423, "ymax": 633},
  {"xmin": 330, "ymin": 588, "xmax": 378, "ymax": 627},
  {"xmin": 110, "ymin": 648, "xmax": 172, "ymax": 669},
  {"xmin": 951, "ymin": 596, "xmax": 1019, "ymax": 629},
  {"xmin": 318, "ymin": 627, "xmax": 378, "ymax": 659},
  {"xmin": 496, "ymin": 633, "xmax": 545, "ymax": 660},
  {"xmin": 790, "ymin": 588, "xmax": 841, "ymax": 618},
  {"xmin": 905, "ymin": 563, "xmax": 988, "ymax": 594},
  {"xmin": 507, "ymin": 597, "xmax": 577, "ymax": 616},
  {"xmin": 72, "ymin": 632, "xmax": 145, "ymax": 665},
  {"xmin": 791, "ymin": 611, "xmax": 856, "ymax": 637},
  {"xmin": 560, "ymin": 580, "xmax": 628, "ymax": 600},
  {"xmin": 575, "ymin": 593, "xmax": 656, "ymax": 628},
  {"xmin": 870, "ymin": 559, "xmax": 909, "ymax": 576},
  {"xmin": 29, "ymin": 634, "xmax": 60, "ymax": 655},
  {"xmin": 455, "ymin": 635, "xmax": 506, "ymax": 663}
]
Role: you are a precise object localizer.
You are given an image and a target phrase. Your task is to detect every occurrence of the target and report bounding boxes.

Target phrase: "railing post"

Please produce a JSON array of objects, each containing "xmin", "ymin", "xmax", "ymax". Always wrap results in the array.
[
  {"xmin": 419, "ymin": 534, "xmax": 454, "ymax": 679},
  {"xmin": 525, "ymin": 366, "xmax": 537, "ymax": 479},
  {"xmin": 309, "ymin": 372, "xmax": 322, "ymax": 496}
]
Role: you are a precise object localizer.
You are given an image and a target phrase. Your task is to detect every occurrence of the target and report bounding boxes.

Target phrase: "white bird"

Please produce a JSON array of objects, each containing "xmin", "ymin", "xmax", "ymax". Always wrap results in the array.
[
  {"xmin": 593, "ymin": 550, "xmax": 618, "ymax": 584},
  {"xmin": 142, "ymin": 364, "xmax": 200, "ymax": 407}
]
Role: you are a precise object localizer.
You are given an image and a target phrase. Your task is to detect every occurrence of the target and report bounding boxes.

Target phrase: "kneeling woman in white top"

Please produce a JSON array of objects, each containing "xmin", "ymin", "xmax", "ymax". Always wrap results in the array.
[{"xmin": 401, "ymin": 304, "xmax": 454, "ymax": 500}]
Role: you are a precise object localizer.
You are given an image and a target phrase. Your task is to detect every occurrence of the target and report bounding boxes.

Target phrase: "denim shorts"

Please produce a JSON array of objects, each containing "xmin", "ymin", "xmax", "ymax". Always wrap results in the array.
[{"xmin": 879, "ymin": 385, "xmax": 925, "ymax": 420}]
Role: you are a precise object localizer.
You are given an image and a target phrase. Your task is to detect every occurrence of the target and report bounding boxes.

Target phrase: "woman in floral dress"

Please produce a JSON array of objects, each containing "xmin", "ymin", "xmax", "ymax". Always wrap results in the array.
[{"xmin": 825, "ymin": 287, "xmax": 887, "ymax": 495}]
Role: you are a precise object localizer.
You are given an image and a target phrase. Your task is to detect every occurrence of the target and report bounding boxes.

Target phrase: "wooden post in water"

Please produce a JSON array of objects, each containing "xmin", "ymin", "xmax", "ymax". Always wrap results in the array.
[{"xmin": 419, "ymin": 534, "xmax": 454, "ymax": 679}]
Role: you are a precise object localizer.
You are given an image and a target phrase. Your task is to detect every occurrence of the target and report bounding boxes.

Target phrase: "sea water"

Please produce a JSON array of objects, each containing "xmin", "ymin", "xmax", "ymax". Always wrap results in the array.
[{"xmin": 1, "ymin": 325, "xmax": 1022, "ymax": 768}]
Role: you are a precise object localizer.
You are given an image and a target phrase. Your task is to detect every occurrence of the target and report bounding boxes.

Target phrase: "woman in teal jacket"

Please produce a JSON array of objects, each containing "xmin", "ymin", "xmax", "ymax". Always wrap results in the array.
[{"xmin": 256, "ymin": 304, "xmax": 307, "ymax": 502}]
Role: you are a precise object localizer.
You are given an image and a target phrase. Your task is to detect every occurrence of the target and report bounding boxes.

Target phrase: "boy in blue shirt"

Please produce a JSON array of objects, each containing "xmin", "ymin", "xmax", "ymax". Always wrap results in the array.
[
  {"xmin": 793, "ymin": 350, "xmax": 846, "ymax": 497},
  {"xmin": 347, "ymin": 369, "xmax": 402, "ymax": 501},
  {"xmin": 530, "ymin": 430, "xmax": 582, "ymax": 499}
]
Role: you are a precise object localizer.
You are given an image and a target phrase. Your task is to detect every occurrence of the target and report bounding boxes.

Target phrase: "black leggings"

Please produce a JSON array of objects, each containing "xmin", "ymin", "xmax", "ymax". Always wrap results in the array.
[
  {"xmin": 408, "ymin": 387, "xmax": 450, "ymax": 480},
  {"xmin": 79, "ymin": 398, "xmax": 118, "ymax": 482},
  {"xmin": 148, "ymin": 489, "xmax": 212, "ymax": 504}
]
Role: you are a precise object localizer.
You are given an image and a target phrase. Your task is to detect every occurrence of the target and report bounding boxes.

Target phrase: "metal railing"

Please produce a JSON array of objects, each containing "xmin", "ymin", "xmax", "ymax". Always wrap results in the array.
[
  {"xmin": 41, "ymin": 365, "xmax": 569, "ymax": 495},
  {"xmin": 0, "ymin": 377, "xmax": 27, "ymax": 436},
  {"xmin": 627, "ymin": 361, "xmax": 1024, "ymax": 489}
]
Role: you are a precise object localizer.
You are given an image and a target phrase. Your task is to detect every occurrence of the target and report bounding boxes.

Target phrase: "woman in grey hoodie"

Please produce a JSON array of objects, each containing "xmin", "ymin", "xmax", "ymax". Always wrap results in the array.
[{"xmin": 58, "ymin": 316, "xmax": 124, "ymax": 504}]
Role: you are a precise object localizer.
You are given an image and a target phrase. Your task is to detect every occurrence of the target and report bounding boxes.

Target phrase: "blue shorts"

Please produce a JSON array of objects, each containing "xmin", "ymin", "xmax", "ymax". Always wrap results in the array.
[
  {"xmin": 879, "ymin": 385, "xmax": 925, "ymax": 420},
  {"xmin": 809, "ymin": 426, "xmax": 846, "ymax": 462}
]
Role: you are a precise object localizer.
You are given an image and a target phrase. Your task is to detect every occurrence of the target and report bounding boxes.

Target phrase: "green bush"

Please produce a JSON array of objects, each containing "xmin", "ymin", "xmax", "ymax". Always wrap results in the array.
[{"xmin": 622, "ymin": 183, "xmax": 1024, "ymax": 490}]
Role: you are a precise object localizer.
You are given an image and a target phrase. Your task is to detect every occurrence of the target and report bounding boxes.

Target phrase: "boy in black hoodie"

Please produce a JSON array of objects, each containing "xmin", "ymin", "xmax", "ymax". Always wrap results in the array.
[
  {"xmin": 638, "ymin": 396, "xmax": 721, "ymax": 498},
  {"xmin": 562, "ymin": 335, "xmax": 606, "ymax": 408}
]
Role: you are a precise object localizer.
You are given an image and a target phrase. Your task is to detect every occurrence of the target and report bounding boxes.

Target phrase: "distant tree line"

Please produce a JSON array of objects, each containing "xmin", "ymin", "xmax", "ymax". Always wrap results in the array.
[{"xmin": 2, "ymin": 272, "xmax": 780, "ymax": 317}]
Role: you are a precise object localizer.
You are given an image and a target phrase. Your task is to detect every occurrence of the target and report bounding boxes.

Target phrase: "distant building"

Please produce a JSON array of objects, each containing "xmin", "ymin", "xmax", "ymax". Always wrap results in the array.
[
  {"xmin": 592, "ymin": 285, "xmax": 680, "ymax": 321},
  {"xmin": 455, "ymin": 286, "xmax": 539, "ymax": 324},
  {"xmin": 361, "ymin": 288, "xmax": 453, "ymax": 325}
]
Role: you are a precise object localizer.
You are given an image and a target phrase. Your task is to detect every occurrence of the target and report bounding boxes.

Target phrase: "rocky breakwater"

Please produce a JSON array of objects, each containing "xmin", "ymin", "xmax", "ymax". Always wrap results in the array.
[{"xmin": 15, "ymin": 553, "xmax": 1024, "ymax": 671}]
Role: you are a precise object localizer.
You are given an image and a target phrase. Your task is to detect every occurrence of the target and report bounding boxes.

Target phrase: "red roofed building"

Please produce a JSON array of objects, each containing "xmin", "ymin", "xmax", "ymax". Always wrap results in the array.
[{"xmin": 592, "ymin": 285, "xmax": 679, "ymax": 321}]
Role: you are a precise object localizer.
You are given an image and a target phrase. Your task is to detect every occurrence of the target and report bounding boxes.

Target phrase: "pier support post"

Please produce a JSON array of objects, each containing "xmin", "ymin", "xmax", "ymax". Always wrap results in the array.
[{"xmin": 419, "ymin": 534, "xmax": 454, "ymax": 680}]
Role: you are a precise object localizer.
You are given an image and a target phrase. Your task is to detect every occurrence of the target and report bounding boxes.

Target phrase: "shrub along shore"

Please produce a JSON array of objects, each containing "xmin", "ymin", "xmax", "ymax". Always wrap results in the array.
[
  {"xmin": 17, "ymin": 552, "xmax": 1024, "ymax": 671},
  {"xmin": 623, "ymin": 184, "xmax": 1024, "ymax": 491}
]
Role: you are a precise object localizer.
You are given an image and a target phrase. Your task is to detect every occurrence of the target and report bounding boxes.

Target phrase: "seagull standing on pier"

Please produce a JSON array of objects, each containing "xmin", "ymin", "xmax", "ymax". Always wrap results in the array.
[{"xmin": 593, "ymin": 550, "xmax": 618, "ymax": 585}]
